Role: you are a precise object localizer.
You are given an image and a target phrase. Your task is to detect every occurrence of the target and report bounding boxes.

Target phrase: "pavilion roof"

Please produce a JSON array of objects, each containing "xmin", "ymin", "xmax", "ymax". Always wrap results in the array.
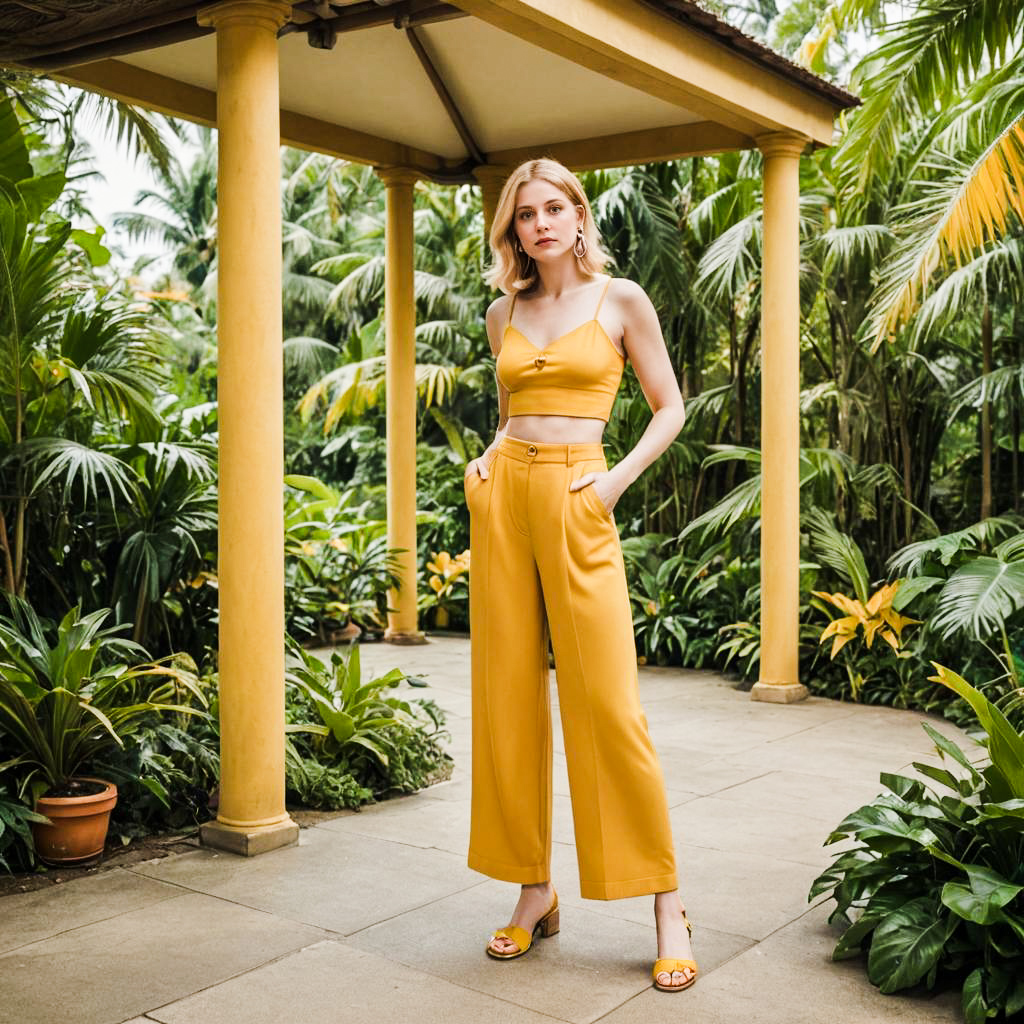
[{"xmin": 0, "ymin": 0, "xmax": 859, "ymax": 182}]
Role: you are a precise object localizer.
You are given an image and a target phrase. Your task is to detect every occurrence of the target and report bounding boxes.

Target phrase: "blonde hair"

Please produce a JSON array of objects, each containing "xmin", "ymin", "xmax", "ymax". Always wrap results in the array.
[{"xmin": 484, "ymin": 158, "xmax": 611, "ymax": 294}]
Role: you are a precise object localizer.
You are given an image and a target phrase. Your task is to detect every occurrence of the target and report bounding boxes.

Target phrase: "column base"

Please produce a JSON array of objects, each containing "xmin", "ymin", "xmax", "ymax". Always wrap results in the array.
[
  {"xmin": 750, "ymin": 681, "xmax": 809, "ymax": 704},
  {"xmin": 384, "ymin": 628, "xmax": 428, "ymax": 645},
  {"xmin": 200, "ymin": 816, "xmax": 300, "ymax": 856}
]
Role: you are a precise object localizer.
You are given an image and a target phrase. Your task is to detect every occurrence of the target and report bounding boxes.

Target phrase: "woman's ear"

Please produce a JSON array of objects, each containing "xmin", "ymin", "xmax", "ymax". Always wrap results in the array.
[{"xmin": 576, "ymin": 204, "xmax": 585, "ymax": 227}]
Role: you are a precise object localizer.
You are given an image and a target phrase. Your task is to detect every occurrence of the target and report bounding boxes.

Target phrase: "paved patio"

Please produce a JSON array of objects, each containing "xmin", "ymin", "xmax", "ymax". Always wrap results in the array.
[{"xmin": 0, "ymin": 636, "xmax": 966, "ymax": 1024}]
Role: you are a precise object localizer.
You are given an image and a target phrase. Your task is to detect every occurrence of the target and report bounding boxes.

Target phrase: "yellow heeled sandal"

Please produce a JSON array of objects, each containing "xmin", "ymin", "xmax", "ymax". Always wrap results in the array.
[
  {"xmin": 486, "ymin": 888, "xmax": 559, "ymax": 960},
  {"xmin": 652, "ymin": 908, "xmax": 698, "ymax": 992}
]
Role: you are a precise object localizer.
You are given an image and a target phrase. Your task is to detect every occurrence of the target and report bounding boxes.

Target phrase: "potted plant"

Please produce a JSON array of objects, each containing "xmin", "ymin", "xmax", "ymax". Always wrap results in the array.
[{"xmin": 0, "ymin": 597, "xmax": 205, "ymax": 864}]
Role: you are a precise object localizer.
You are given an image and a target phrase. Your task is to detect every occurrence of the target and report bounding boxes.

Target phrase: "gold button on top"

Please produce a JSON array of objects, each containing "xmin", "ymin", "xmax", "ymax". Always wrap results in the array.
[
  {"xmin": 526, "ymin": 445, "xmax": 538, "ymax": 457},
  {"xmin": 533, "ymin": 354, "xmax": 546, "ymax": 369}
]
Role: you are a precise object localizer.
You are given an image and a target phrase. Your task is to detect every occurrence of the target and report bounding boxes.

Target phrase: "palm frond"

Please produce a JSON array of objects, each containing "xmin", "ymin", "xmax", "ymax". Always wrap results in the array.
[
  {"xmin": 282, "ymin": 270, "xmax": 332, "ymax": 316},
  {"xmin": 413, "ymin": 269, "xmax": 474, "ymax": 322},
  {"xmin": 679, "ymin": 474, "xmax": 762, "ymax": 544},
  {"xmin": 13, "ymin": 438, "xmax": 138, "ymax": 508},
  {"xmin": 867, "ymin": 113, "xmax": 1024, "ymax": 348},
  {"xmin": 816, "ymin": 224, "xmax": 893, "ymax": 278},
  {"xmin": 416, "ymin": 363, "xmax": 460, "ymax": 409},
  {"xmin": 687, "ymin": 179, "xmax": 758, "ymax": 245},
  {"xmin": 947, "ymin": 363, "xmax": 1024, "ymax": 423},
  {"xmin": 128, "ymin": 441, "xmax": 217, "ymax": 483},
  {"xmin": 325, "ymin": 255, "xmax": 384, "ymax": 319},
  {"xmin": 804, "ymin": 507, "xmax": 871, "ymax": 603},
  {"xmin": 911, "ymin": 239, "xmax": 1024, "ymax": 343},
  {"xmin": 694, "ymin": 211, "xmax": 761, "ymax": 305},
  {"xmin": 414, "ymin": 320, "xmax": 462, "ymax": 352},
  {"xmin": 297, "ymin": 356, "xmax": 386, "ymax": 431},
  {"xmin": 930, "ymin": 556, "xmax": 1024, "ymax": 640},
  {"xmin": 837, "ymin": 0, "xmax": 1024, "ymax": 189},
  {"xmin": 73, "ymin": 89, "xmax": 178, "ymax": 179},
  {"xmin": 888, "ymin": 517, "xmax": 1022, "ymax": 576},
  {"xmin": 283, "ymin": 336, "xmax": 339, "ymax": 382}
]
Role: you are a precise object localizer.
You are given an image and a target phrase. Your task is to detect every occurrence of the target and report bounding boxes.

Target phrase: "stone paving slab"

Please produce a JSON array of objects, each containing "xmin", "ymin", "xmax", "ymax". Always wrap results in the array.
[
  {"xmin": 669, "ymin": 794, "xmax": 839, "ymax": 868},
  {"xmin": 600, "ymin": 902, "xmax": 960, "ymax": 1024},
  {"xmin": 315, "ymin": 790, "xmax": 470, "ymax": 855},
  {"xmin": 0, "ymin": 893, "xmax": 327, "ymax": 1024},
  {"xmin": 145, "ymin": 939, "xmax": 563, "ymax": 1024},
  {"xmin": 1, "ymin": 636, "xmax": 969, "ymax": 1024},
  {"xmin": 345, "ymin": 882, "xmax": 751, "ymax": 1024},
  {"xmin": 709, "ymin": 768, "xmax": 887, "ymax": 821},
  {"xmin": 0, "ymin": 868, "xmax": 182, "ymax": 954},
  {"xmin": 133, "ymin": 825, "xmax": 479, "ymax": 935}
]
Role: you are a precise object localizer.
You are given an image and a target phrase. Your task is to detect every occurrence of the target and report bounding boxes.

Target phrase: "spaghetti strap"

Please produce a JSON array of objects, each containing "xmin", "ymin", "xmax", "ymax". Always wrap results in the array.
[
  {"xmin": 507, "ymin": 291, "xmax": 518, "ymax": 328},
  {"xmin": 594, "ymin": 275, "xmax": 613, "ymax": 317}
]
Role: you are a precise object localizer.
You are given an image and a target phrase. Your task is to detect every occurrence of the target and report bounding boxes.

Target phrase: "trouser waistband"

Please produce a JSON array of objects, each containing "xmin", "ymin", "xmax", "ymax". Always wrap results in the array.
[{"xmin": 497, "ymin": 436, "xmax": 606, "ymax": 464}]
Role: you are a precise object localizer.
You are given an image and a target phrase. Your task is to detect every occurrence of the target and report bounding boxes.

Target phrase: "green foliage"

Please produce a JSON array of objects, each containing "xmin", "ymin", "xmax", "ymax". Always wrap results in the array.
[
  {"xmin": 283, "ymin": 474, "xmax": 401, "ymax": 642},
  {"xmin": 283, "ymin": 640, "xmax": 453, "ymax": 806},
  {"xmin": 810, "ymin": 666, "xmax": 1024, "ymax": 1021},
  {"xmin": 0, "ymin": 780, "xmax": 47, "ymax": 873},
  {"xmin": 0, "ymin": 597, "xmax": 207, "ymax": 803},
  {"xmin": 283, "ymin": 750, "xmax": 373, "ymax": 811}
]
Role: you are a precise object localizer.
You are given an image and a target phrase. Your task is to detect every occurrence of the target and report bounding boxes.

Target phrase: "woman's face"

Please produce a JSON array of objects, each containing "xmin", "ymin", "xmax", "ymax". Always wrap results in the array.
[{"xmin": 512, "ymin": 178, "xmax": 583, "ymax": 263}]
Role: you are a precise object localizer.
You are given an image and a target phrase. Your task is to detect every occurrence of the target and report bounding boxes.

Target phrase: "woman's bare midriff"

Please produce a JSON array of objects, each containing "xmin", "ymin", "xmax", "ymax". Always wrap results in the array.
[{"xmin": 505, "ymin": 414, "xmax": 606, "ymax": 444}]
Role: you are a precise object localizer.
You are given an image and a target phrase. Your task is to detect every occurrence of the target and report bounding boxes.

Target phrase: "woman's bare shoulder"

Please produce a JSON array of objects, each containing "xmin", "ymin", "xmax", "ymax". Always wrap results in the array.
[
  {"xmin": 486, "ymin": 293, "xmax": 513, "ymax": 322},
  {"xmin": 606, "ymin": 276, "xmax": 651, "ymax": 307},
  {"xmin": 485, "ymin": 293, "xmax": 513, "ymax": 354}
]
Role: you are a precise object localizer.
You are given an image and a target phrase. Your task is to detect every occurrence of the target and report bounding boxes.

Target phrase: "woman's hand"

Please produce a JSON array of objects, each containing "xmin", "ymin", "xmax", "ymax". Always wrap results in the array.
[
  {"xmin": 569, "ymin": 468, "xmax": 626, "ymax": 514},
  {"xmin": 465, "ymin": 452, "xmax": 495, "ymax": 480}
]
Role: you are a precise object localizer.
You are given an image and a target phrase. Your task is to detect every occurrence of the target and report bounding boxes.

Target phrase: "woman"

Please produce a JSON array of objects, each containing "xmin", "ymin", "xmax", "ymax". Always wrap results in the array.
[{"xmin": 463, "ymin": 158, "xmax": 695, "ymax": 993}]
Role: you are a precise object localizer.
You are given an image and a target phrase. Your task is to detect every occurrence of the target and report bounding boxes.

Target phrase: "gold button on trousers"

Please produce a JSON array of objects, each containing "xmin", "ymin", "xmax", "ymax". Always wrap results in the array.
[{"xmin": 464, "ymin": 436, "xmax": 678, "ymax": 900}]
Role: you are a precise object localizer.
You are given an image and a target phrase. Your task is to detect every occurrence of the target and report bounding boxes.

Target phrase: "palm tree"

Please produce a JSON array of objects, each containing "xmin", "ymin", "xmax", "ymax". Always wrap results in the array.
[
  {"xmin": 0, "ymin": 94, "xmax": 166, "ymax": 601},
  {"xmin": 113, "ymin": 125, "xmax": 218, "ymax": 289}
]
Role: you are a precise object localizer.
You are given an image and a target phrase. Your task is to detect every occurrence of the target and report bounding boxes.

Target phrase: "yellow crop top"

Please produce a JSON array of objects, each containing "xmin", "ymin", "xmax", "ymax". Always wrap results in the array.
[{"xmin": 495, "ymin": 276, "xmax": 626, "ymax": 421}]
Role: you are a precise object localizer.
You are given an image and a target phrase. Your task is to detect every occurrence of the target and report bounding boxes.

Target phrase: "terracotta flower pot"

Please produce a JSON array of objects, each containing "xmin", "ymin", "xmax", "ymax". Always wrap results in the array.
[{"xmin": 31, "ymin": 777, "xmax": 118, "ymax": 865}]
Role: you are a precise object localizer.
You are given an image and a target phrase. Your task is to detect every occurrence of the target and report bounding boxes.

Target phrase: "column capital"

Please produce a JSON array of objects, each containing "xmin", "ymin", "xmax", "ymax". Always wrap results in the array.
[
  {"xmin": 376, "ymin": 165, "xmax": 420, "ymax": 188},
  {"xmin": 197, "ymin": 0, "xmax": 292, "ymax": 32},
  {"xmin": 756, "ymin": 132, "xmax": 809, "ymax": 160}
]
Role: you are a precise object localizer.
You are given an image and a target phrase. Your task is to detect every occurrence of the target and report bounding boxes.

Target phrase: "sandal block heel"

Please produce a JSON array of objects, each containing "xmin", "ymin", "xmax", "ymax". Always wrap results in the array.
[{"xmin": 538, "ymin": 905, "xmax": 559, "ymax": 937}]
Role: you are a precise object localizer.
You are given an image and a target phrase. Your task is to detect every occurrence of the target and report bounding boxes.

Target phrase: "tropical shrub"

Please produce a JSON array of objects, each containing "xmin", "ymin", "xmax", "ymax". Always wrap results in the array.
[
  {"xmin": 809, "ymin": 665, "xmax": 1024, "ymax": 1023},
  {"xmin": 283, "ymin": 474, "xmax": 401, "ymax": 643},
  {"xmin": 811, "ymin": 582, "xmax": 920, "ymax": 701},
  {"xmin": 0, "ymin": 781, "xmax": 48, "ymax": 873},
  {"xmin": 283, "ymin": 639, "xmax": 452, "ymax": 809},
  {"xmin": 95, "ymin": 663, "xmax": 220, "ymax": 845},
  {"xmin": 419, "ymin": 549, "xmax": 470, "ymax": 630},
  {"xmin": 890, "ymin": 519, "xmax": 1024, "ymax": 708}
]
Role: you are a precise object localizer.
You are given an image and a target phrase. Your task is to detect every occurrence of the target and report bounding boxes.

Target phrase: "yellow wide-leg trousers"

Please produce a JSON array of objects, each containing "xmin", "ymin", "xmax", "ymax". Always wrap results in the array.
[{"xmin": 464, "ymin": 436, "xmax": 678, "ymax": 900}]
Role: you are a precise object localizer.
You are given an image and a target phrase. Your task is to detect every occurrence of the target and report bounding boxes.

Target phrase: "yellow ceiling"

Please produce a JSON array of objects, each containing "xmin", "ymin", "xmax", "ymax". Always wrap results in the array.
[{"xmin": 121, "ymin": 15, "xmax": 702, "ymax": 161}]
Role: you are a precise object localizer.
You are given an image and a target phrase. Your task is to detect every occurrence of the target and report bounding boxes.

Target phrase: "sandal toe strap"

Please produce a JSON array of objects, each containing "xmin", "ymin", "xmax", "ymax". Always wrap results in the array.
[
  {"xmin": 491, "ymin": 926, "xmax": 530, "ymax": 950},
  {"xmin": 653, "ymin": 958, "xmax": 698, "ymax": 978}
]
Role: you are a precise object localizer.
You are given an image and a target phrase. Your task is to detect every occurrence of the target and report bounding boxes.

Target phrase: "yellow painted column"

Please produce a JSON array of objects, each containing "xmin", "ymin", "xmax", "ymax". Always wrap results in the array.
[
  {"xmin": 472, "ymin": 164, "xmax": 512, "ymax": 242},
  {"xmin": 197, "ymin": 0, "xmax": 300, "ymax": 854},
  {"xmin": 378, "ymin": 166, "xmax": 427, "ymax": 644},
  {"xmin": 751, "ymin": 132, "xmax": 809, "ymax": 705}
]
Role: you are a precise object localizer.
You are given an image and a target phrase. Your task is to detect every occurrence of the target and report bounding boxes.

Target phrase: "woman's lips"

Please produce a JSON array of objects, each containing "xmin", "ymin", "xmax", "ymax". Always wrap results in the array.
[{"xmin": 535, "ymin": 239, "xmax": 556, "ymax": 246}]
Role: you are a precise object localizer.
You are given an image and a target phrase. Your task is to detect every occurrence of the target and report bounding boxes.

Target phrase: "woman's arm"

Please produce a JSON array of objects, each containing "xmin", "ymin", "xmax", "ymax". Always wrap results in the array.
[
  {"xmin": 571, "ymin": 279, "xmax": 686, "ymax": 509},
  {"xmin": 466, "ymin": 295, "xmax": 512, "ymax": 479}
]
